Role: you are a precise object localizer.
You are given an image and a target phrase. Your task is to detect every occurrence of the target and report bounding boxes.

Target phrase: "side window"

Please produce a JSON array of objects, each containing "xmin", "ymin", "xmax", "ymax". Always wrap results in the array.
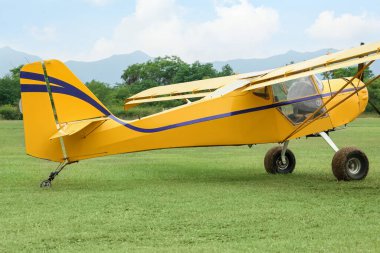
[
  {"xmin": 272, "ymin": 76, "xmax": 324, "ymax": 124},
  {"xmin": 313, "ymin": 75, "xmax": 324, "ymax": 91},
  {"xmin": 272, "ymin": 83, "xmax": 289, "ymax": 102}
]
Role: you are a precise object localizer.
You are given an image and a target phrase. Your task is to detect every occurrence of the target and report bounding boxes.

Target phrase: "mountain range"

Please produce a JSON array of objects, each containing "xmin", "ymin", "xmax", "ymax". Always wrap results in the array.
[{"xmin": 1, "ymin": 46, "xmax": 379, "ymax": 85}]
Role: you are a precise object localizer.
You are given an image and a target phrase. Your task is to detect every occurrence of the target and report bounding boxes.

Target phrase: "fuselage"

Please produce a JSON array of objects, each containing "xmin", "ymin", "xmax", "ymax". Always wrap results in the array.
[{"xmin": 61, "ymin": 76, "xmax": 368, "ymax": 162}]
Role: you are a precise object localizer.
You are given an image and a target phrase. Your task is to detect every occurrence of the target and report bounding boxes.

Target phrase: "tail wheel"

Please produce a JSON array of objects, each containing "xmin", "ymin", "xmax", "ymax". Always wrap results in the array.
[
  {"xmin": 40, "ymin": 180, "xmax": 52, "ymax": 188},
  {"xmin": 264, "ymin": 146, "xmax": 296, "ymax": 174},
  {"xmin": 332, "ymin": 147, "xmax": 369, "ymax": 181}
]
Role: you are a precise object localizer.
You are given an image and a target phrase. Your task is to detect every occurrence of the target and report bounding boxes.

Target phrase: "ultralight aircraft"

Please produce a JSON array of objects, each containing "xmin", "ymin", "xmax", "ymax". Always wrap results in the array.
[{"xmin": 19, "ymin": 42, "xmax": 380, "ymax": 187}]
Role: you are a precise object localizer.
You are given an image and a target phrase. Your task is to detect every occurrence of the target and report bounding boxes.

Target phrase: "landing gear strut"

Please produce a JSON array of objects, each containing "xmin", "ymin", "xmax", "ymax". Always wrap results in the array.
[{"xmin": 40, "ymin": 160, "xmax": 70, "ymax": 188}]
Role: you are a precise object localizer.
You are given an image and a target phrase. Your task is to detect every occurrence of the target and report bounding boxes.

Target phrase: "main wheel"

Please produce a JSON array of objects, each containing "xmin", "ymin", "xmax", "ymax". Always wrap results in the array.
[
  {"xmin": 332, "ymin": 147, "xmax": 369, "ymax": 181},
  {"xmin": 264, "ymin": 146, "xmax": 296, "ymax": 174}
]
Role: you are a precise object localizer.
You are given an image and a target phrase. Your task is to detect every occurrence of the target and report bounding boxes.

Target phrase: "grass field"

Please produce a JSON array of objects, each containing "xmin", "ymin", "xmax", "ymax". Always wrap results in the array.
[{"xmin": 1, "ymin": 119, "xmax": 380, "ymax": 252}]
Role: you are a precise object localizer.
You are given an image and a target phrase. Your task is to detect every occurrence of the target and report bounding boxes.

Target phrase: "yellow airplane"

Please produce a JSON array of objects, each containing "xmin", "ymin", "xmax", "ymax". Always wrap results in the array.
[{"xmin": 19, "ymin": 42, "xmax": 380, "ymax": 187}]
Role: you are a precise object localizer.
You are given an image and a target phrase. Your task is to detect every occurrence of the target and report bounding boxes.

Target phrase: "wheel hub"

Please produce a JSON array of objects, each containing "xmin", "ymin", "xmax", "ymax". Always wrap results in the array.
[
  {"xmin": 346, "ymin": 157, "xmax": 361, "ymax": 175},
  {"xmin": 40, "ymin": 180, "xmax": 52, "ymax": 188},
  {"xmin": 276, "ymin": 156, "xmax": 289, "ymax": 170}
]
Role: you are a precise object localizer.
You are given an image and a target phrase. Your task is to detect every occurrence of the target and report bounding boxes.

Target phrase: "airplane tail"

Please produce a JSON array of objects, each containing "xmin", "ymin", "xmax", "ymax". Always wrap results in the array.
[{"xmin": 20, "ymin": 60, "xmax": 111, "ymax": 162}]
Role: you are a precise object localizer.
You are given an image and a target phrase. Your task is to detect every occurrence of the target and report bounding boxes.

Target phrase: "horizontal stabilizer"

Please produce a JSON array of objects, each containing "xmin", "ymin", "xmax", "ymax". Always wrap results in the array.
[{"xmin": 50, "ymin": 117, "xmax": 108, "ymax": 140}]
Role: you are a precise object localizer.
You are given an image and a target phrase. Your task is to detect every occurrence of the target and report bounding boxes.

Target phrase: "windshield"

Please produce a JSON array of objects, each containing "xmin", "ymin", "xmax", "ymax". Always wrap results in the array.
[
  {"xmin": 273, "ymin": 77, "xmax": 317, "ymax": 102},
  {"xmin": 272, "ymin": 76, "xmax": 324, "ymax": 124}
]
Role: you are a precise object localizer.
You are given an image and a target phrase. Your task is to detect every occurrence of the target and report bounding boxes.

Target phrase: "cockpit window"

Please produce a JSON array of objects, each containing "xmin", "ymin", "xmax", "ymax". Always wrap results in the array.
[
  {"xmin": 313, "ymin": 75, "xmax": 324, "ymax": 91},
  {"xmin": 273, "ymin": 77, "xmax": 317, "ymax": 102},
  {"xmin": 272, "ymin": 76, "xmax": 324, "ymax": 124}
]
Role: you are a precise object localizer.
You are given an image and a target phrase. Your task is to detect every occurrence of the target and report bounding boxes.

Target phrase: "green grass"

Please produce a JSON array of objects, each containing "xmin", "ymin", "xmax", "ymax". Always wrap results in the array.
[{"xmin": 1, "ymin": 119, "xmax": 380, "ymax": 252}]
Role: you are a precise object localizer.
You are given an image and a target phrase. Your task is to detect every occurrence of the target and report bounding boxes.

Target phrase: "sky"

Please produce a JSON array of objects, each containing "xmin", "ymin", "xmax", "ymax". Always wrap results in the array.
[{"xmin": 1, "ymin": 0, "xmax": 380, "ymax": 62}]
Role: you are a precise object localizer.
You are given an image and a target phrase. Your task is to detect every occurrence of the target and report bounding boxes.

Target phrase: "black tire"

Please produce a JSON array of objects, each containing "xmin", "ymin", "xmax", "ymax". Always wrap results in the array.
[
  {"xmin": 332, "ymin": 147, "xmax": 369, "ymax": 181},
  {"xmin": 264, "ymin": 146, "xmax": 296, "ymax": 174},
  {"xmin": 40, "ymin": 180, "xmax": 52, "ymax": 188}
]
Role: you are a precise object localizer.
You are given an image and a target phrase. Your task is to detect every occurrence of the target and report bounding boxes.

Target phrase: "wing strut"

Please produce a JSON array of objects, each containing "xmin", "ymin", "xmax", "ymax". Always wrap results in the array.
[{"xmin": 282, "ymin": 61, "xmax": 377, "ymax": 142}]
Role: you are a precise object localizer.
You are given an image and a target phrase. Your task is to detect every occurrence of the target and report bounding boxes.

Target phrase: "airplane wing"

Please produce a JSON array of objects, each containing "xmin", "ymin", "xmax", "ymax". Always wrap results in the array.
[
  {"xmin": 244, "ymin": 41, "xmax": 380, "ymax": 91},
  {"xmin": 124, "ymin": 70, "xmax": 270, "ymax": 110},
  {"xmin": 124, "ymin": 75, "xmax": 239, "ymax": 109},
  {"xmin": 124, "ymin": 41, "xmax": 380, "ymax": 109}
]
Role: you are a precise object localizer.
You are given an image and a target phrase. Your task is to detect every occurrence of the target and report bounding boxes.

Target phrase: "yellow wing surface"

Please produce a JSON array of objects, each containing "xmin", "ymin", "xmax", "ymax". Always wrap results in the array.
[
  {"xmin": 243, "ymin": 41, "xmax": 380, "ymax": 90},
  {"xmin": 124, "ymin": 41, "xmax": 380, "ymax": 109},
  {"xmin": 124, "ymin": 75, "xmax": 240, "ymax": 109},
  {"xmin": 124, "ymin": 70, "xmax": 271, "ymax": 109}
]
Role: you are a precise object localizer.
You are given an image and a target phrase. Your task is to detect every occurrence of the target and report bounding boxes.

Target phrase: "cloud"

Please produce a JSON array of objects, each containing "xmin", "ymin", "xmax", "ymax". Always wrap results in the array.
[
  {"xmin": 84, "ymin": 0, "xmax": 113, "ymax": 6},
  {"xmin": 306, "ymin": 11, "xmax": 380, "ymax": 47},
  {"xmin": 90, "ymin": 0, "xmax": 280, "ymax": 61},
  {"xmin": 27, "ymin": 25, "xmax": 57, "ymax": 42}
]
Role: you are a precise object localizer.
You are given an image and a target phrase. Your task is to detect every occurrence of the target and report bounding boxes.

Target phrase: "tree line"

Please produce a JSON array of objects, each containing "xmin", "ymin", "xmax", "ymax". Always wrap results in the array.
[{"xmin": 0, "ymin": 56, "xmax": 379, "ymax": 120}]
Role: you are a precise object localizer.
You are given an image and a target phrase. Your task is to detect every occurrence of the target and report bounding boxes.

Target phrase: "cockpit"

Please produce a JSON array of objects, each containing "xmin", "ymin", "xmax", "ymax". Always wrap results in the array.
[{"xmin": 271, "ymin": 75, "xmax": 324, "ymax": 123}]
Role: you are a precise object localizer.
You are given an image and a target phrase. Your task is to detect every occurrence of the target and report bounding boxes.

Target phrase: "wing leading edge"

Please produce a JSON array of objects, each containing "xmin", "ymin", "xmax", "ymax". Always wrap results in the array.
[{"xmin": 244, "ymin": 41, "xmax": 380, "ymax": 91}]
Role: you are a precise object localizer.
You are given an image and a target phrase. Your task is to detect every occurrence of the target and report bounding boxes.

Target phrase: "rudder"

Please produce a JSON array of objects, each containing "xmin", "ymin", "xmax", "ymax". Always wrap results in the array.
[
  {"xmin": 44, "ymin": 60, "xmax": 111, "ymax": 123},
  {"xmin": 20, "ymin": 60, "xmax": 111, "ymax": 162}
]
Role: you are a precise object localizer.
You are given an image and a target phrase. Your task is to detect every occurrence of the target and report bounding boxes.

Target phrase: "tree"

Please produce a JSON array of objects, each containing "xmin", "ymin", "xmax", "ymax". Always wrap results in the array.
[
  {"xmin": 85, "ymin": 80, "xmax": 113, "ymax": 105},
  {"xmin": 10, "ymin": 65, "xmax": 23, "ymax": 81},
  {"xmin": 121, "ymin": 56, "xmax": 186, "ymax": 86},
  {"xmin": 121, "ymin": 56, "xmax": 235, "ymax": 87},
  {"xmin": 367, "ymin": 79, "xmax": 380, "ymax": 113},
  {"xmin": 322, "ymin": 66, "xmax": 373, "ymax": 80},
  {"xmin": 0, "ymin": 76, "xmax": 19, "ymax": 106},
  {"xmin": 0, "ymin": 65, "xmax": 23, "ymax": 106},
  {"xmin": 219, "ymin": 64, "xmax": 234, "ymax": 77}
]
